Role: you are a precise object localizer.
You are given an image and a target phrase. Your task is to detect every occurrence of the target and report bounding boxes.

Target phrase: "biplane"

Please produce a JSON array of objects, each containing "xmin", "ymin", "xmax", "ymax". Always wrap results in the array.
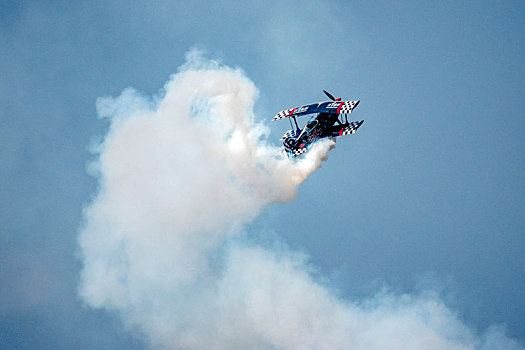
[{"xmin": 273, "ymin": 90, "xmax": 364, "ymax": 157}]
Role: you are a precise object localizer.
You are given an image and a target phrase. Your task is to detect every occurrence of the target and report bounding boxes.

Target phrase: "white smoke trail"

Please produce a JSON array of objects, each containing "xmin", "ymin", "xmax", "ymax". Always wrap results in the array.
[{"xmin": 78, "ymin": 51, "xmax": 521, "ymax": 350}]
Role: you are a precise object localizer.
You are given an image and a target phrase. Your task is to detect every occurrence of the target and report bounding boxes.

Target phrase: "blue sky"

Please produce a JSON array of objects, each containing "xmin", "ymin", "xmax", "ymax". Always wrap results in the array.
[{"xmin": 1, "ymin": 0, "xmax": 523, "ymax": 348}]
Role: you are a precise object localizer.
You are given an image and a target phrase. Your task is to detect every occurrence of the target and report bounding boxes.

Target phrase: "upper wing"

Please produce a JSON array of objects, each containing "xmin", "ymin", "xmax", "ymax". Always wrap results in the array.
[
  {"xmin": 333, "ymin": 100, "xmax": 360, "ymax": 114},
  {"xmin": 272, "ymin": 100, "xmax": 360, "ymax": 121},
  {"xmin": 272, "ymin": 103, "xmax": 320, "ymax": 121}
]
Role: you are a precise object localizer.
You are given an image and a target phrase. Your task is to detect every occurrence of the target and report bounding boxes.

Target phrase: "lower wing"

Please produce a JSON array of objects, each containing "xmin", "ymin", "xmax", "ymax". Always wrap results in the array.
[{"xmin": 335, "ymin": 120, "xmax": 364, "ymax": 137}]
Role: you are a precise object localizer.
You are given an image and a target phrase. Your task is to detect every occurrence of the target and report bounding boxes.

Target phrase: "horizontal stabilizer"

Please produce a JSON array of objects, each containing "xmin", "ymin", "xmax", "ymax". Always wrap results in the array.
[
  {"xmin": 292, "ymin": 147, "xmax": 309, "ymax": 156},
  {"xmin": 276, "ymin": 149, "xmax": 287, "ymax": 158}
]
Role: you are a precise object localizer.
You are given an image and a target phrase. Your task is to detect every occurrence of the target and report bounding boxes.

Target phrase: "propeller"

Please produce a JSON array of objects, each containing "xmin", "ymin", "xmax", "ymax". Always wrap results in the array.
[{"xmin": 323, "ymin": 90, "xmax": 341, "ymax": 101}]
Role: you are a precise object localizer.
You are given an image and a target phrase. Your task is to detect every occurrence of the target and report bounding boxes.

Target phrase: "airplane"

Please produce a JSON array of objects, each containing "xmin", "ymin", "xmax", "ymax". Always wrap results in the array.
[{"xmin": 273, "ymin": 90, "xmax": 364, "ymax": 157}]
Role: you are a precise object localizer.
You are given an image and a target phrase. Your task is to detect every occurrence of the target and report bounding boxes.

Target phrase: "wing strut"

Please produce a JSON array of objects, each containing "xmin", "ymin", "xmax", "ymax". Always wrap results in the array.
[{"xmin": 289, "ymin": 116, "xmax": 299, "ymax": 134}]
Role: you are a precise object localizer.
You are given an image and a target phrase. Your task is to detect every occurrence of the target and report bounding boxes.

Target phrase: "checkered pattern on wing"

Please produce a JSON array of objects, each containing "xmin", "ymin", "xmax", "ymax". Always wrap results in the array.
[
  {"xmin": 341, "ymin": 120, "xmax": 364, "ymax": 135},
  {"xmin": 280, "ymin": 129, "xmax": 296, "ymax": 141},
  {"xmin": 273, "ymin": 108, "xmax": 295, "ymax": 121},
  {"xmin": 338, "ymin": 101, "xmax": 359, "ymax": 114}
]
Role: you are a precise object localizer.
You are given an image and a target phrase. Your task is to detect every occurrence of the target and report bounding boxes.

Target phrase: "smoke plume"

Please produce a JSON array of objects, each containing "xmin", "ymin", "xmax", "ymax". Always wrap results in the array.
[{"xmin": 78, "ymin": 51, "xmax": 521, "ymax": 350}]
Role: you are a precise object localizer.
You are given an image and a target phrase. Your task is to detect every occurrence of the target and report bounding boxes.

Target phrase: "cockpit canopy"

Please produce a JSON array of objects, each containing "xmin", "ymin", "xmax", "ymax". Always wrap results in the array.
[{"xmin": 305, "ymin": 119, "xmax": 318, "ymax": 131}]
